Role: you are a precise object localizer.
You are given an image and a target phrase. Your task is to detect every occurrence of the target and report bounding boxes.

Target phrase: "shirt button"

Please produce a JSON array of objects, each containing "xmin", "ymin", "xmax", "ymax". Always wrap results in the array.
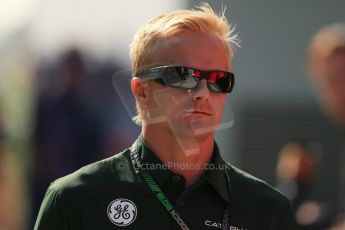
[{"xmin": 172, "ymin": 175, "xmax": 180, "ymax": 183}]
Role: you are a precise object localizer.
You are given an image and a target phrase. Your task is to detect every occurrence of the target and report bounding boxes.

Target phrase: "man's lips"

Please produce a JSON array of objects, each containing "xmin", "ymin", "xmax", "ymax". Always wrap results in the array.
[{"xmin": 182, "ymin": 110, "xmax": 214, "ymax": 117}]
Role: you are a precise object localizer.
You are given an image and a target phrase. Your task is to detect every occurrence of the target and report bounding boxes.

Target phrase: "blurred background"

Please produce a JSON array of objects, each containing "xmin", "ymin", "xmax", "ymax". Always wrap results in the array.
[{"xmin": 0, "ymin": 0, "xmax": 344, "ymax": 229}]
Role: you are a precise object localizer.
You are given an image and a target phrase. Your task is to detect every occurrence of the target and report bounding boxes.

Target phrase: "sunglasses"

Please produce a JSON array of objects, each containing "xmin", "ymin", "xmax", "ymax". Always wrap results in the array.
[{"xmin": 136, "ymin": 66, "xmax": 235, "ymax": 93}]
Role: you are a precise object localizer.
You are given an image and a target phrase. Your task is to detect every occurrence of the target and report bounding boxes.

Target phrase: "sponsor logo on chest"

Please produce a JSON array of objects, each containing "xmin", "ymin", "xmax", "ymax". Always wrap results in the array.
[
  {"xmin": 205, "ymin": 220, "xmax": 248, "ymax": 230},
  {"xmin": 107, "ymin": 198, "xmax": 137, "ymax": 226}
]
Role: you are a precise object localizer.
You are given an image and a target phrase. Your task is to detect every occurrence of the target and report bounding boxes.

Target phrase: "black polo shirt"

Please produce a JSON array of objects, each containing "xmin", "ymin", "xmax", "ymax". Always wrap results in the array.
[{"xmin": 35, "ymin": 135, "xmax": 297, "ymax": 230}]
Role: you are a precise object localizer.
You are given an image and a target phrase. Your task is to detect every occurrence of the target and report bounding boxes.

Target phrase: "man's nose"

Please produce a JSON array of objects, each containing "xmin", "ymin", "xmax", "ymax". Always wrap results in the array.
[{"xmin": 190, "ymin": 79, "xmax": 211, "ymax": 101}]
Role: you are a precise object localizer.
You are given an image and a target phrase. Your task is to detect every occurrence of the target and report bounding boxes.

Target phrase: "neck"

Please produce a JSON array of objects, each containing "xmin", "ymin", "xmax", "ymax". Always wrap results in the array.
[{"xmin": 142, "ymin": 124, "xmax": 214, "ymax": 186}]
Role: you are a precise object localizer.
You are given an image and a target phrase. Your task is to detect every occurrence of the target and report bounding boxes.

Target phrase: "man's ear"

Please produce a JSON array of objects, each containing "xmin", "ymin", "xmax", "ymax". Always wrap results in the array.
[{"xmin": 131, "ymin": 78, "xmax": 149, "ymax": 106}]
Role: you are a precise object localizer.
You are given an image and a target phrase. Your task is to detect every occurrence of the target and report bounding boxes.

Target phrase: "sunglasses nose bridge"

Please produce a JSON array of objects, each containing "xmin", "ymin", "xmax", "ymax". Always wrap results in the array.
[
  {"xmin": 190, "ymin": 79, "xmax": 211, "ymax": 101},
  {"xmin": 198, "ymin": 71, "xmax": 208, "ymax": 81}
]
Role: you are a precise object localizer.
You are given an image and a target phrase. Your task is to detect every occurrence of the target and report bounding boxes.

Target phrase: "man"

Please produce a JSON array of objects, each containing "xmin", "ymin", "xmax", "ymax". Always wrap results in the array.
[
  {"xmin": 35, "ymin": 4, "xmax": 296, "ymax": 229},
  {"xmin": 307, "ymin": 23, "xmax": 345, "ymax": 230}
]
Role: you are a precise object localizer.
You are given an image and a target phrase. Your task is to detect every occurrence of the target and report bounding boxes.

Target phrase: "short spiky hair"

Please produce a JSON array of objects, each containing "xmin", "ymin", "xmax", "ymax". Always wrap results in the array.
[{"xmin": 129, "ymin": 3, "xmax": 239, "ymax": 125}]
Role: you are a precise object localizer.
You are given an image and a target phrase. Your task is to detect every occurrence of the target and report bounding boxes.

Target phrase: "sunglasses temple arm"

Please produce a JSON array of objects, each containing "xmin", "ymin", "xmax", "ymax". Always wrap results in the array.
[{"xmin": 136, "ymin": 68, "xmax": 167, "ymax": 80}]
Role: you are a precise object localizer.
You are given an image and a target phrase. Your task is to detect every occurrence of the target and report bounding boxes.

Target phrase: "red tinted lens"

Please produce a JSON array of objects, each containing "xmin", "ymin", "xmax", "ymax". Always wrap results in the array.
[
  {"xmin": 209, "ymin": 72, "xmax": 217, "ymax": 83},
  {"xmin": 216, "ymin": 71, "xmax": 225, "ymax": 79},
  {"xmin": 208, "ymin": 71, "xmax": 225, "ymax": 83},
  {"xmin": 194, "ymin": 70, "xmax": 201, "ymax": 78}
]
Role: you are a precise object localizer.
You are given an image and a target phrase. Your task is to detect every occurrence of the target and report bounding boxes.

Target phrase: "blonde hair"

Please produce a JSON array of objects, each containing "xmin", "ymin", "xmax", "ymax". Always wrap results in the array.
[
  {"xmin": 129, "ymin": 3, "xmax": 240, "ymax": 125},
  {"xmin": 307, "ymin": 23, "xmax": 345, "ymax": 77}
]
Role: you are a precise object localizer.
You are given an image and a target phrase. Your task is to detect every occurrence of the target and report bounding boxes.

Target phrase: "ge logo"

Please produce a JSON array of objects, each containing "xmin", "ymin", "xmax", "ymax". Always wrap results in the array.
[{"xmin": 107, "ymin": 198, "xmax": 137, "ymax": 226}]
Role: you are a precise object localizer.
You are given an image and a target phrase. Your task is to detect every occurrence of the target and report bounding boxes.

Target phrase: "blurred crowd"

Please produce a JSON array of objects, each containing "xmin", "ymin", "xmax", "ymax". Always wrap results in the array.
[
  {"xmin": 275, "ymin": 23, "xmax": 345, "ymax": 230},
  {"xmin": 0, "ymin": 48, "xmax": 139, "ymax": 229}
]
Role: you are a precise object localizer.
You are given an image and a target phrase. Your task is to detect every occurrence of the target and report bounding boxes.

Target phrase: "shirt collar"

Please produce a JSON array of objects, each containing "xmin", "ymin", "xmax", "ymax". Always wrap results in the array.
[
  {"xmin": 130, "ymin": 134, "xmax": 231, "ymax": 203},
  {"xmin": 131, "ymin": 135, "xmax": 174, "ymax": 185}
]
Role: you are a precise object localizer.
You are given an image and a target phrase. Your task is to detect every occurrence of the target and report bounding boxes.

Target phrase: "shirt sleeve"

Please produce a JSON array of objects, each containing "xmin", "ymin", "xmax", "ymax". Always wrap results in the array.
[{"xmin": 34, "ymin": 185, "xmax": 70, "ymax": 230}]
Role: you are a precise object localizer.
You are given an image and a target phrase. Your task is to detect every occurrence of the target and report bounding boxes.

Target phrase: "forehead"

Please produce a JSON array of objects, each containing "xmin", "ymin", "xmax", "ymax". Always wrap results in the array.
[{"xmin": 152, "ymin": 32, "xmax": 231, "ymax": 71}]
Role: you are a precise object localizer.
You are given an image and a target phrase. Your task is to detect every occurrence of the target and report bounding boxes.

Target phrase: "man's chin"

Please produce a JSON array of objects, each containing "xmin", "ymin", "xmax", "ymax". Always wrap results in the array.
[{"xmin": 187, "ymin": 117, "xmax": 219, "ymax": 136}]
